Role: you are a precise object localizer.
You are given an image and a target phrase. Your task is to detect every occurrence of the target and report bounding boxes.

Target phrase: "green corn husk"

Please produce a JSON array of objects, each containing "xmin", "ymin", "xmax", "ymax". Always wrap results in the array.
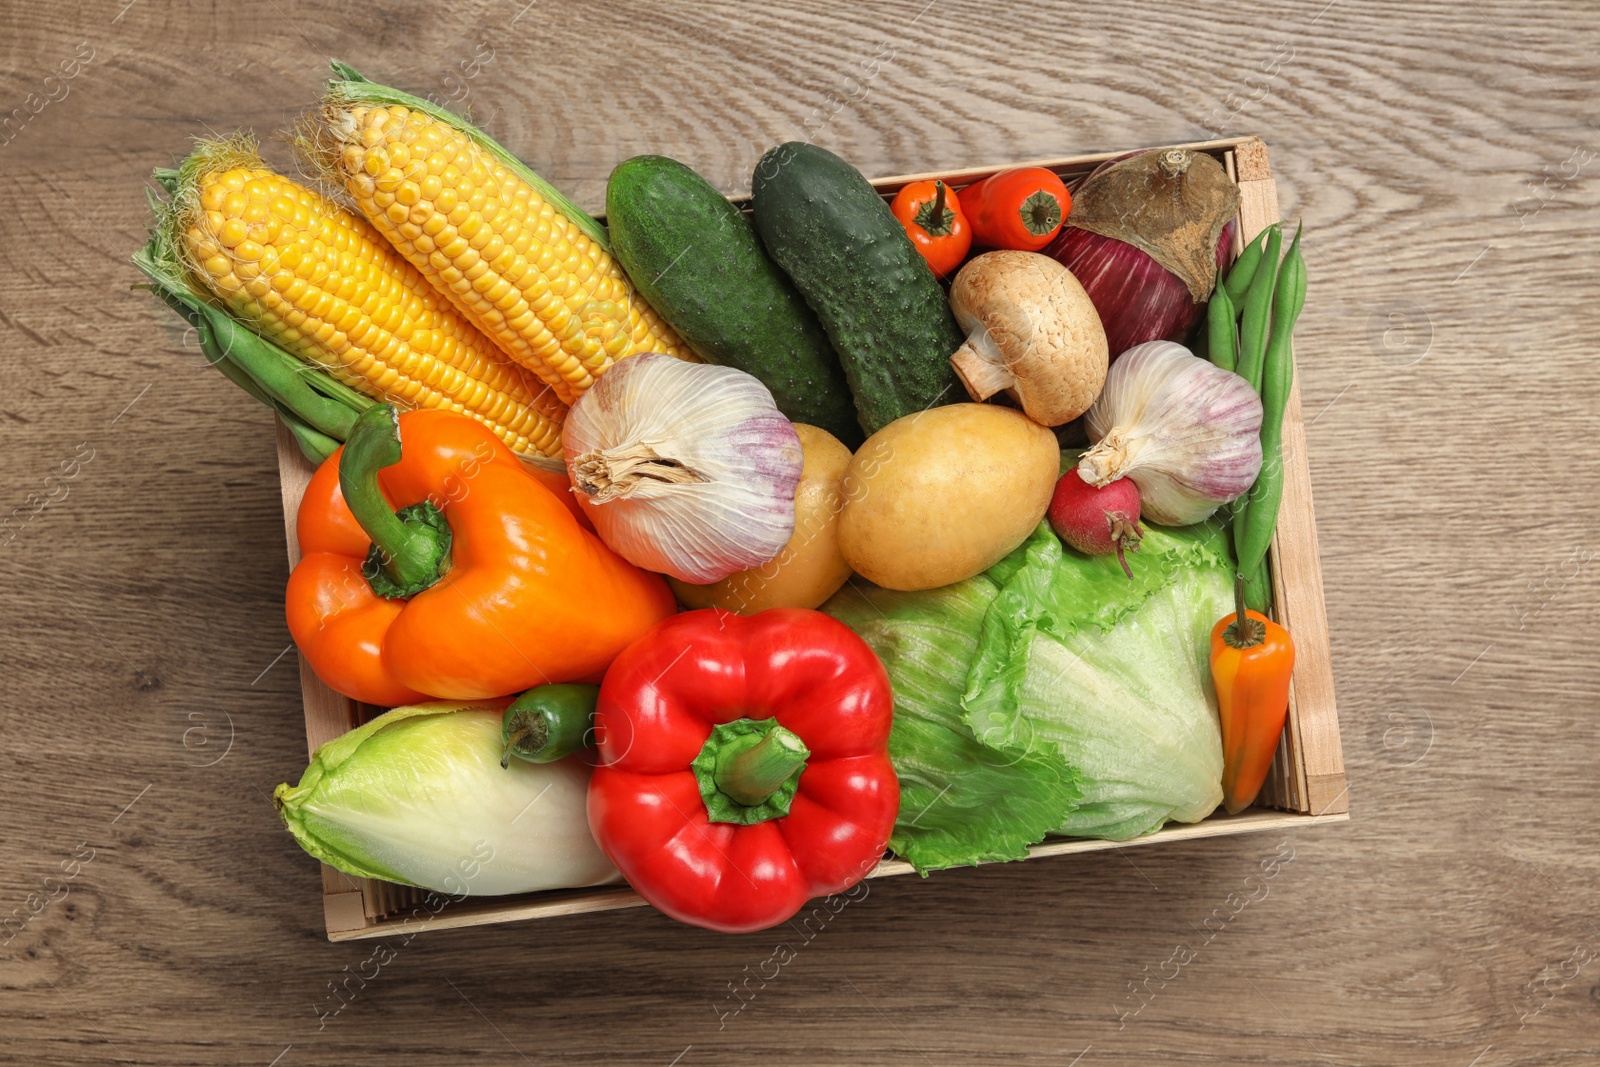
[{"xmin": 133, "ymin": 171, "xmax": 375, "ymax": 463}]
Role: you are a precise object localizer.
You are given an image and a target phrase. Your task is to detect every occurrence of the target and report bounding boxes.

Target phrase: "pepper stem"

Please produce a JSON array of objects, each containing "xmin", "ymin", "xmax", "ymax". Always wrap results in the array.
[
  {"xmin": 501, "ymin": 719, "xmax": 547, "ymax": 769},
  {"xmin": 913, "ymin": 181, "xmax": 958, "ymax": 238},
  {"xmin": 714, "ymin": 724, "xmax": 809, "ymax": 808},
  {"xmin": 1019, "ymin": 189, "xmax": 1063, "ymax": 236},
  {"xmin": 1223, "ymin": 573, "xmax": 1267, "ymax": 648},
  {"xmin": 339, "ymin": 404, "xmax": 451, "ymax": 599},
  {"xmin": 500, "ymin": 684, "xmax": 599, "ymax": 767}
]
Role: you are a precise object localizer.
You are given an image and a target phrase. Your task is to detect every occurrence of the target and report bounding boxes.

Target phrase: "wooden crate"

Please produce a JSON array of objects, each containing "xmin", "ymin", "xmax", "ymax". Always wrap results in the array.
[{"xmin": 274, "ymin": 134, "xmax": 1347, "ymax": 942}]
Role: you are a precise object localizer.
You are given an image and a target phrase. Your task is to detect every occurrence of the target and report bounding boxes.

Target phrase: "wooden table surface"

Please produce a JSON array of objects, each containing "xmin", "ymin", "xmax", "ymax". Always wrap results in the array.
[{"xmin": 3, "ymin": 0, "xmax": 1597, "ymax": 1063}]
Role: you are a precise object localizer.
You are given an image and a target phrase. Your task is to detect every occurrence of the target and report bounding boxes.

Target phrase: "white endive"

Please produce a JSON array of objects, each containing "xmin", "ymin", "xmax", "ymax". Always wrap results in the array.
[{"xmin": 273, "ymin": 701, "xmax": 619, "ymax": 896}]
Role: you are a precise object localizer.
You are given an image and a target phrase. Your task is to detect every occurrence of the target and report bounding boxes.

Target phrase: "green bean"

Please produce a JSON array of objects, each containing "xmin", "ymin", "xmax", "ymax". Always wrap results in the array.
[
  {"xmin": 1228, "ymin": 225, "xmax": 1281, "ymax": 555},
  {"xmin": 1232, "ymin": 224, "xmax": 1281, "ymax": 393},
  {"xmin": 204, "ymin": 306, "xmax": 372, "ymax": 440},
  {"xmin": 1206, "ymin": 281, "xmax": 1237, "ymax": 373},
  {"xmin": 1236, "ymin": 223, "xmax": 1306, "ymax": 577},
  {"xmin": 1223, "ymin": 226, "xmax": 1273, "ymax": 305},
  {"xmin": 1243, "ymin": 554, "xmax": 1272, "ymax": 615},
  {"xmin": 278, "ymin": 415, "xmax": 344, "ymax": 463}
]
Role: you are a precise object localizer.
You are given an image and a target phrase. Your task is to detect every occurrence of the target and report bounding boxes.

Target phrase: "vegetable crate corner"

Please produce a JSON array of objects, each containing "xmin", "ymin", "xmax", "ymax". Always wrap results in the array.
[{"xmin": 267, "ymin": 134, "xmax": 1347, "ymax": 942}]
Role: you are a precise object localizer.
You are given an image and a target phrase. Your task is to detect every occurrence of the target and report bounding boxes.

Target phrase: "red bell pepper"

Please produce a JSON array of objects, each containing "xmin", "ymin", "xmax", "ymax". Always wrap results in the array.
[{"xmin": 587, "ymin": 608, "xmax": 898, "ymax": 933}]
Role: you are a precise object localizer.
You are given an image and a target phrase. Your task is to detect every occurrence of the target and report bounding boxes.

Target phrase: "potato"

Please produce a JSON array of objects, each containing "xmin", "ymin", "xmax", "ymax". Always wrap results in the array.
[
  {"xmin": 669, "ymin": 424, "xmax": 854, "ymax": 613},
  {"xmin": 838, "ymin": 404, "xmax": 1059, "ymax": 591}
]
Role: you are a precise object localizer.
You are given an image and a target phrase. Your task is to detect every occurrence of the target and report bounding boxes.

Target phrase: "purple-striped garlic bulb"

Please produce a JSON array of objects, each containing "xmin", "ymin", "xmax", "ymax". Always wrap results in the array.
[
  {"xmin": 1078, "ymin": 341, "xmax": 1262, "ymax": 526},
  {"xmin": 563, "ymin": 353, "xmax": 803, "ymax": 584}
]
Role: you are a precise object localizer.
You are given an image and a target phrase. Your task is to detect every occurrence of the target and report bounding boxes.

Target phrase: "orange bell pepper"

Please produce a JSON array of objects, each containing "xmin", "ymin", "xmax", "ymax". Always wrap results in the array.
[
  {"xmin": 1210, "ymin": 576, "xmax": 1296, "ymax": 814},
  {"xmin": 286, "ymin": 405, "xmax": 675, "ymax": 706}
]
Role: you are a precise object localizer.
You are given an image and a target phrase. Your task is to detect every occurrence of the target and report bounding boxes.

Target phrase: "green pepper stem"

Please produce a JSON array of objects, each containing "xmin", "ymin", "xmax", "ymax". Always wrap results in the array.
[
  {"xmin": 714, "ymin": 724, "xmax": 809, "ymax": 807},
  {"xmin": 339, "ymin": 405, "xmax": 449, "ymax": 597},
  {"xmin": 928, "ymin": 180, "xmax": 947, "ymax": 231},
  {"xmin": 1224, "ymin": 572, "xmax": 1266, "ymax": 649},
  {"xmin": 501, "ymin": 717, "xmax": 548, "ymax": 769},
  {"xmin": 1019, "ymin": 189, "xmax": 1062, "ymax": 236}
]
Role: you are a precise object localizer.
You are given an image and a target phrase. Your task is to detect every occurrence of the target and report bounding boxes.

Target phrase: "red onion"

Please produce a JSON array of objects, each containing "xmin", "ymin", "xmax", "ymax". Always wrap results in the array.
[{"xmin": 1046, "ymin": 149, "xmax": 1239, "ymax": 361}]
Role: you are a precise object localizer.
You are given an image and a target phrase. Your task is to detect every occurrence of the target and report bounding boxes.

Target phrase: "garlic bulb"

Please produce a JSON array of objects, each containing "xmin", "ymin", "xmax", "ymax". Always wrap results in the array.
[
  {"xmin": 1078, "ymin": 341, "xmax": 1262, "ymax": 526},
  {"xmin": 563, "ymin": 353, "xmax": 803, "ymax": 584}
]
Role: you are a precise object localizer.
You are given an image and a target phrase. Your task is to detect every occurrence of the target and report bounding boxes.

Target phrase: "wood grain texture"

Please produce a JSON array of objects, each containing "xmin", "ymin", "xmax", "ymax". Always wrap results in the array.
[{"xmin": 2, "ymin": 0, "xmax": 1598, "ymax": 1064}]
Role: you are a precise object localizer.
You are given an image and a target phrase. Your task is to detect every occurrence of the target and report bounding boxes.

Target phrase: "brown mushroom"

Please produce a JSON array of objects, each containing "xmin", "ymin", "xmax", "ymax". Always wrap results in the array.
[{"xmin": 947, "ymin": 250, "xmax": 1109, "ymax": 427}]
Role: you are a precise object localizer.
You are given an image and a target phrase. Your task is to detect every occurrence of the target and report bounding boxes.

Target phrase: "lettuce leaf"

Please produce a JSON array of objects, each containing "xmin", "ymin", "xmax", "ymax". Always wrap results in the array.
[
  {"xmin": 826, "ymin": 579, "xmax": 1082, "ymax": 873},
  {"xmin": 825, "ymin": 518, "xmax": 1233, "ymax": 869}
]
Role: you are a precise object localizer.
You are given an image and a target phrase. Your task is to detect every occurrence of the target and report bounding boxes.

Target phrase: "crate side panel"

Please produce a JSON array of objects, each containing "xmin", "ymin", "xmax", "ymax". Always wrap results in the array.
[{"xmin": 1234, "ymin": 173, "xmax": 1346, "ymax": 817}]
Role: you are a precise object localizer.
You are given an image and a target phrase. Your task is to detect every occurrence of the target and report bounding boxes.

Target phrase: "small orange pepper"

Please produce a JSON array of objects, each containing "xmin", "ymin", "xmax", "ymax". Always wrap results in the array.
[
  {"xmin": 890, "ymin": 179, "xmax": 971, "ymax": 277},
  {"xmin": 1209, "ymin": 575, "xmax": 1296, "ymax": 814},
  {"xmin": 957, "ymin": 167, "xmax": 1070, "ymax": 252}
]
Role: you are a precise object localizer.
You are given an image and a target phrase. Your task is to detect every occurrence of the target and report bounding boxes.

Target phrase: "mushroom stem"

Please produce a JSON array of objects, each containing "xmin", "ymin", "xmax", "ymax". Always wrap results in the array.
[{"xmin": 950, "ymin": 327, "xmax": 1016, "ymax": 402}]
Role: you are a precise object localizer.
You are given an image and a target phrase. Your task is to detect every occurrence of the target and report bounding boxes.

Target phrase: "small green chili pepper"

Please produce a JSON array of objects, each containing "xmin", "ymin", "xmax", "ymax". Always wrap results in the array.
[
  {"xmin": 1223, "ymin": 225, "xmax": 1273, "ymax": 305},
  {"xmin": 500, "ymin": 684, "xmax": 600, "ymax": 767},
  {"xmin": 1235, "ymin": 223, "xmax": 1306, "ymax": 579},
  {"xmin": 1206, "ymin": 281, "xmax": 1237, "ymax": 374}
]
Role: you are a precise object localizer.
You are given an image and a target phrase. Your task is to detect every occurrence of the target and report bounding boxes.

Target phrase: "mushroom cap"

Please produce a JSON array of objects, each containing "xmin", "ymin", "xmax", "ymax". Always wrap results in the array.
[{"xmin": 948, "ymin": 250, "xmax": 1109, "ymax": 426}]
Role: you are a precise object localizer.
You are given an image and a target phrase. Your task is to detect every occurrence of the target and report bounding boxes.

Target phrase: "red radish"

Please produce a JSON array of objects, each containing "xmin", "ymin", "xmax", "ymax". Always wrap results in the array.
[{"xmin": 1048, "ymin": 469, "xmax": 1143, "ymax": 578}]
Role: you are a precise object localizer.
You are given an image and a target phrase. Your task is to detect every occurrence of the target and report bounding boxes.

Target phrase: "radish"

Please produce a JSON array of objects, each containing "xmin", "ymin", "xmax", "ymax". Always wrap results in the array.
[{"xmin": 1048, "ymin": 469, "xmax": 1144, "ymax": 578}]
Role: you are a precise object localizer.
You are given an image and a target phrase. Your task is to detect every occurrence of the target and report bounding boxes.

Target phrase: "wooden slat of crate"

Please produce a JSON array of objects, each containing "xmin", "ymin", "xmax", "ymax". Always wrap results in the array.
[
  {"xmin": 274, "ymin": 135, "xmax": 1346, "ymax": 939},
  {"xmin": 273, "ymin": 421, "xmax": 424, "ymax": 934},
  {"xmin": 1228, "ymin": 145, "xmax": 1348, "ymax": 818},
  {"xmin": 327, "ymin": 808, "xmax": 1347, "ymax": 941}
]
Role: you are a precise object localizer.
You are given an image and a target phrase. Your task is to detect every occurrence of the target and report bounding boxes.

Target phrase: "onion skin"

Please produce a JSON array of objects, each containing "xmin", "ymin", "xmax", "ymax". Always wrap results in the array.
[{"xmin": 1046, "ymin": 218, "xmax": 1236, "ymax": 361}]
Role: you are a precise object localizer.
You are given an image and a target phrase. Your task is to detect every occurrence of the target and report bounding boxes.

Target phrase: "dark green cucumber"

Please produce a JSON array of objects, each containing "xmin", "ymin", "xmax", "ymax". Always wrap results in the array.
[
  {"xmin": 751, "ymin": 142, "xmax": 965, "ymax": 434},
  {"xmin": 605, "ymin": 155, "xmax": 861, "ymax": 446}
]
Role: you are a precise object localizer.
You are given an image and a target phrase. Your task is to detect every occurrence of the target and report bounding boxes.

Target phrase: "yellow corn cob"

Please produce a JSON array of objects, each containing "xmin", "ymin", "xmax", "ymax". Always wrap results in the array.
[
  {"xmin": 316, "ymin": 101, "xmax": 691, "ymax": 405},
  {"xmin": 173, "ymin": 140, "xmax": 567, "ymax": 456}
]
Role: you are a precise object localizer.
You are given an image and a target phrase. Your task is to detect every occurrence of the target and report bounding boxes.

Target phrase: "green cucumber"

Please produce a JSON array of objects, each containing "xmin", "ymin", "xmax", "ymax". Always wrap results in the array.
[
  {"xmin": 605, "ymin": 155, "xmax": 861, "ymax": 446},
  {"xmin": 751, "ymin": 142, "xmax": 965, "ymax": 435}
]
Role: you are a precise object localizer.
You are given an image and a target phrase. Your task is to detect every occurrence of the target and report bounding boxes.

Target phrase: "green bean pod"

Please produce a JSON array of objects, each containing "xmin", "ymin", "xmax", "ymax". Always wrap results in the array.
[
  {"xmin": 1243, "ymin": 554, "xmax": 1272, "ymax": 615},
  {"xmin": 1235, "ymin": 224, "xmax": 1306, "ymax": 577},
  {"xmin": 143, "ymin": 273, "xmax": 373, "ymax": 462},
  {"xmin": 1232, "ymin": 224, "xmax": 1282, "ymax": 393},
  {"xmin": 1206, "ymin": 282, "xmax": 1237, "ymax": 373},
  {"xmin": 1223, "ymin": 225, "xmax": 1273, "ymax": 305},
  {"xmin": 1229, "ymin": 224, "xmax": 1282, "ymax": 551}
]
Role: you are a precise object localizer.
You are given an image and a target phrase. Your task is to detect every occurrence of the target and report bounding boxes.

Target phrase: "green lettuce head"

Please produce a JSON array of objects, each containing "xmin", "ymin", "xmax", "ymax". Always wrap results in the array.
[{"xmin": 825, "ymin": 521, "xmax": 1232, "ymax": 871}]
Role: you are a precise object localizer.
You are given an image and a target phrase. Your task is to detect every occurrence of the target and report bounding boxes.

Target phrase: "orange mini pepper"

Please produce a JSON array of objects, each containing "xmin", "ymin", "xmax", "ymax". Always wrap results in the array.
[
  {"xmin": 286, "ymin": 405, "xmax": 675, "ymax": 706},
  {"xmin": 957, "ymin": 167, "xmax": 1071, "ymax": 252},
  {"xmin": 890, "ymin": 179, "xmax": 972, "ymax": 277},
  {"xmin": 1209, "ymin": 576, "xmax": 1296, "ymax": 814}
]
